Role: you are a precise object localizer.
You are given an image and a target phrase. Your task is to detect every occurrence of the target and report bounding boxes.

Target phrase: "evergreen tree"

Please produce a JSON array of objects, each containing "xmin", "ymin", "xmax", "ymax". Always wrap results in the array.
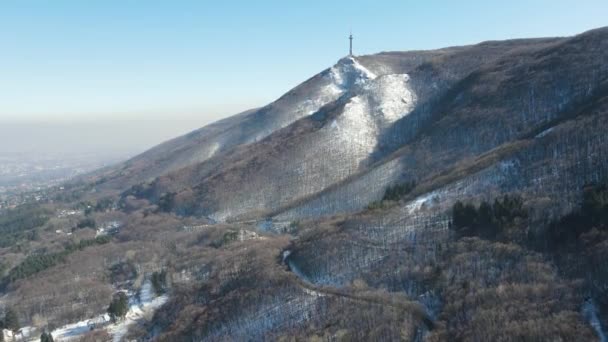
[
  {"xmin": 107, "ymin": 292, "xmax": 129, "ymax": 323},
  {"xmin": 4, "ymin": 307, "xmax": 19, "ymax": 332},
  {"xmin": 543, "ymin": 182, "xmax": 608, "ymax": 249},
  {"xmin": 452, "ymin": 201, "xmax": 466, "ymax": 228},
  {"xmin": 582, "ymin": 183, "xmax": 608, "ymax": 227},
  {"xmin": 151, "ymin": 270, "xmax": 168, "ymax": 295},
  {"xmin": 452, "ymin": 201, "xmax": 478, "ymax": 236},
  {"xmin": 477, "ymin": 201, "xmax": 497, "ymax": 238},
  {"xmin": 40, "ymin": 331, "xmax": 54, "ymax": 342},
  {"xmin": 382, "ymin": 181, "xmax": 416, "ymax": 201},
  {"xmin": 157, "ymin": 192, "xmax": 176, "ymax": 212},
  {"xmin": 452, "ymin": 195, "xmax": 527, "ymax": 239}
]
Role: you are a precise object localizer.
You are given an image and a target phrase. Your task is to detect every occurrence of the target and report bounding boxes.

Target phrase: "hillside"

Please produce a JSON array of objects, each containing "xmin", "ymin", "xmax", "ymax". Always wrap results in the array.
[
  {"xmin": 1, "ymin": 27, "xmax": 608, "ymax": 341},
  {"xmin": 112, "ymin": 29, "xmax": 607, "ymax": 227}
]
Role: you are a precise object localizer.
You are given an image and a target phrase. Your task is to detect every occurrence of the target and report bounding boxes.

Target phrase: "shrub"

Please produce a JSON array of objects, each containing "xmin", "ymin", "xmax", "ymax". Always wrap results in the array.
[
  {"xmin": 367, "ymin": 201, "xmax": 385, "ymax": 210},
  {"xmin": 289, "ymin": 220, "xmax": 301, "ymax": 230},
  {"xmin": 94, "ymin": 197, "xmax": 114, "ymax": 212},
  {"xmin": 76, "ymin": 218, "xmax": 96, "ymax": 229},
  {"xmin": 109, "ymin": 261, "xmax": 138, "ymax": 284}
]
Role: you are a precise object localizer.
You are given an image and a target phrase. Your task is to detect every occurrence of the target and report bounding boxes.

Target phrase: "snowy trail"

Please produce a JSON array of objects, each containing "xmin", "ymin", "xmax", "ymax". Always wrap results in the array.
[{"xmin": 282, "ymin": 250, "xmax": 433, "ymax": 329}]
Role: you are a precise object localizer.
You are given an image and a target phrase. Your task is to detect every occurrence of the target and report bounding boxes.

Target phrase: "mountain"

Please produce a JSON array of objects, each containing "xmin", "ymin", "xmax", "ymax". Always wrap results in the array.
[
  {"xmin": 94, "ymin": 54, "xmax": 385, "ymax": 190},
  {"xmin": 4, "ymin": 27, "xmax": 608, "ymax": 341},
  {"xmin": 132, "ymin": 27, "xmax": 608, "ymax": 340},
  {"xmin": 99, "ymin": 28, "xmax": 607, "ymax": 226}
]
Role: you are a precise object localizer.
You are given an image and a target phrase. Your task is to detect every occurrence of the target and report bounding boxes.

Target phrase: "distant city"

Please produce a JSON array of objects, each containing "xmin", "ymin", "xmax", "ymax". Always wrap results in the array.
[
  {"xmin": 0, "ymin": 119, "xmax": 214, "ymax": 210},
  {"xmin": 0, "ymin": 151, "xmax": 126, "ymax": 209}
]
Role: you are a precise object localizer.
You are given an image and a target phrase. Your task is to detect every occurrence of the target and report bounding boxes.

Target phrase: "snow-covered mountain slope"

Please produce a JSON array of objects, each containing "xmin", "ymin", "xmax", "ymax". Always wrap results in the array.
[
  {"xmin": 178, "ymin": 57, "xmax": 419, "ymax": 221},
  {"xmin": 124, "ymin": 31, "xmax": 598, "ymax": 221},
  {"xmin": 93, "ymin": 39, "xmax": 546, "ymax": 193},
  {"xmin": 54, "ymin": 27, "xmax": 608, "ymax": 342},
  {"xmin": 100, "ymin": 27, "xmax": 608, "ymax": 226},
  {"xmin": 94, "ymin": 56, "xmax": 383, "ymax": 190},
  {"xmin": 268, "ymin": 27, "xmax": 608, "ymax": 222}
]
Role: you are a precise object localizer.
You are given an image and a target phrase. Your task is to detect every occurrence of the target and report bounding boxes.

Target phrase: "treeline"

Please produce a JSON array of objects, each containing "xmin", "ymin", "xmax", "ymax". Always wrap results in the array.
[
  {"xmin": 0, "ymin": 205, "xmax": 51, "ymax": 247},
  {"xmin": 383, "ymin": 181, "xmax": 416, "ymax": 201},
  {"xmin": 368, "ymin": 180, "xmax": 416, "ymax": 210},
  {"xmin": 451, "ymin": 183, "xmax": 608, "ymax": 248},
  {"xmin": 542, "ymin": 182, "xmax": 608, "ymax": 249},
  {"xmin": 451, "ymin": 194, "xmax": 527, "ymax": 239},
  {"xmin": 4, "ymin": 236, "xmax": 111, "ymax": 283}
]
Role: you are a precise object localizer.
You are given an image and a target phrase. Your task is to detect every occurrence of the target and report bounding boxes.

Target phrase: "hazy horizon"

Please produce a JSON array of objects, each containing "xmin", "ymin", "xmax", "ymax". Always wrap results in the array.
[{"xmin": 0, "ymin": 118, "xmax": 220, "ymax": 157}]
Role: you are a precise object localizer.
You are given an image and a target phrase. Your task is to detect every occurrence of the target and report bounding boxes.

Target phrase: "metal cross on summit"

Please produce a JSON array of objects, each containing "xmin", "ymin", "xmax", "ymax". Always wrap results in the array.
[{"xmin": 349, "ymin": 32, "xmax": 354, "ymax": 56}]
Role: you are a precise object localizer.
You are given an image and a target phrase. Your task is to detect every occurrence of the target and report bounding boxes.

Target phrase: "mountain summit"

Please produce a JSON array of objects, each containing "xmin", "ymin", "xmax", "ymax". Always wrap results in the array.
[{"xmin": 93, "ymin": 27, "xmax": 607, "ymax": 226}]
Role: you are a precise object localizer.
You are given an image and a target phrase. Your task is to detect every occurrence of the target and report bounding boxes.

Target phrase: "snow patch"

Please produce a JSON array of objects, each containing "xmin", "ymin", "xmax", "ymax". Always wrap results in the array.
[
  {"xmin": 301, "ymin": 287, "xmax": 325, "ymax": 297},
  {"xmin": 535, "ymin": 127, "xmax": 555, "ymax": 139},
  {"xmin": 43, "ymin": 280, "xmax": 168, "ymax": 342},
  {"xmin": 328, "ymin": 57, "xmax": 377, "ymax": 91},
  {"xmin": 49, "ymin": 315, "xmax": 110, "ymax": 341},
  {"xmin": 364, "ymin": 74, "xmax": 415, "ymax": 123},
  {"xmin": 330, "ymin": 70, "xmax": 415, "ymax": 150},
  {"xmin": 107, "ymin": 280, "xmax": 168, "ymax": 342},
  {"xmin": 330, "ymin": 120, "xmax": 340, "ymax": 131},
  {"xmin": 350, "ymin": 57, "xmax": 377, "ymax": 80},
  {"xmin": 583, "ymin": 298, "xmax": 607, "ymax": 342},
  {"xmin": 405, "ymin": 192, "xmax": 439, "ymax": 214}
]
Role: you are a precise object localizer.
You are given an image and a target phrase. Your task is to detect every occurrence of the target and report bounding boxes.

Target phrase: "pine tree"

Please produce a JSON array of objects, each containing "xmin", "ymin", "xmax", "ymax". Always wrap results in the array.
[
  {"xmin": 4, "ymin": 307, "xmax": 19, "ymax": 332},
  {"xmin": 40, "ymin": 331, "xmax": 54, "ymax": 342},
  {"xmin": 151, "ymin": 270, "xmax": 168, "ymax": 295},
  {"xmin": 107, "ymin": 292, "xmax": 129, "ymax": 323},
  {"xmin": 477, "ymin": 201, "xmax": 496, "ymax": 238}
]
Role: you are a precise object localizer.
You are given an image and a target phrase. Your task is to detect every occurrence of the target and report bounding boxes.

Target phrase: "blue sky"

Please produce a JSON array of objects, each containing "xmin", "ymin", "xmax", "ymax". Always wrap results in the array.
[{"xmin": 1, "ymin": 0, "xmax": 606, "ymax": 124}]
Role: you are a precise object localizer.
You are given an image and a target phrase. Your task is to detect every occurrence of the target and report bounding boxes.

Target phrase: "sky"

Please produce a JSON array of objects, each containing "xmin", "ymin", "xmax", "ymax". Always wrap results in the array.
[{"xmin": 0, "ymin": 0, "xmax": 606, "ymax": 151}]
